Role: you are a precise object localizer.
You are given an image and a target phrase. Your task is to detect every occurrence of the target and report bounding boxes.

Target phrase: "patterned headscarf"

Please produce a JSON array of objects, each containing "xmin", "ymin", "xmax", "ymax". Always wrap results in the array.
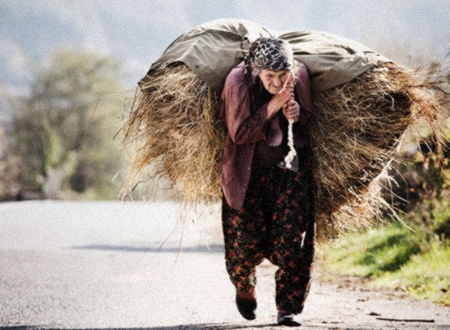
[{"xmin": 245, "ymin": 37, "xmax": 294, "ymax": 72}]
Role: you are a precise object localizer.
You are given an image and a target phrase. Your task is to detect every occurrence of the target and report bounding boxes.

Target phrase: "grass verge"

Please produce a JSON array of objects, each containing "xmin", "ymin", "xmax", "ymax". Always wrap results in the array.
[{"xmin": 320, "ymin": 193, "xmax": 449, "ymax": 306}]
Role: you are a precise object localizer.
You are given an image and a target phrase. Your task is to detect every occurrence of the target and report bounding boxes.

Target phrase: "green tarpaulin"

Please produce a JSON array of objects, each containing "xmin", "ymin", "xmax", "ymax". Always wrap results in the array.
[{"xmin": 146, "ymin": 19, "xmax": 391, "ymax": 93}]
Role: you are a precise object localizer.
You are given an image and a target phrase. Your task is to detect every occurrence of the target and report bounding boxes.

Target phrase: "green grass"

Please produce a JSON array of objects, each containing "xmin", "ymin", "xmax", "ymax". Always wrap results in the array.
[
  {"xmin": 375, "ymin": 242, "xmax": 449, "ymax": 305},
  {"xmin": 323, "ymin": 225, "xmax": 422, "ymax": 277},
  {"xmin": 321, "ymin": 195, "xmax": 450, "ymax": 305}
]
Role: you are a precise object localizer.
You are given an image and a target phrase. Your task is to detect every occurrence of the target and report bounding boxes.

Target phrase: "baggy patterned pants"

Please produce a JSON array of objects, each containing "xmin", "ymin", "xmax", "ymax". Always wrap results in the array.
[{"xmin": 222, "ymin": 148, "xmax": 316, "ymax": 314}]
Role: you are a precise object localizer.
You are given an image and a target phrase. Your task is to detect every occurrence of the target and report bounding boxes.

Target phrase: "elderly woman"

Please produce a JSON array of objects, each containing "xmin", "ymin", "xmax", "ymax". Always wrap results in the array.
[{"xmin": 220, "ymin": 37, "xmax": 315, "ymax": 326}]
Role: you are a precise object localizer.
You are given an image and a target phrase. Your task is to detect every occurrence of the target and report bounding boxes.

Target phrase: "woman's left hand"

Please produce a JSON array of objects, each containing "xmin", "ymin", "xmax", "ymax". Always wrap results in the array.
[{"xmin": 282, "ymin": 99, "xmax": 300, "ymax": 122}]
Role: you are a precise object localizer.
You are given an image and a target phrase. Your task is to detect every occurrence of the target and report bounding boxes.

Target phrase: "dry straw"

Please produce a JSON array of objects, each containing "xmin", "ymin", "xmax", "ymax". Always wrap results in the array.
[
  {"xmin": 121, "ymin": 62, "xmax": 445, "ymax": 238},
  {"xmin": 121, "ymin": 64, "xmax": 225, "ymax": 202}
]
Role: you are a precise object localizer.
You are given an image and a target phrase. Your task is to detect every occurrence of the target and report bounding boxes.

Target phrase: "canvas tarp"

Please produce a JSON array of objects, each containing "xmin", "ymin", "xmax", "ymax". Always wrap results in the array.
[{"xmin": 145, "ymin": 19, "xmax": 391, "ymax": 93}]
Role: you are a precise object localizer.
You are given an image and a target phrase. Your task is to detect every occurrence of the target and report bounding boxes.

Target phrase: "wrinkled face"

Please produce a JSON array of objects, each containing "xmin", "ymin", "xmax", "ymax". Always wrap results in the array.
[{"xmin": 258, "ymin": 69, "xmax": 290, "ymax": 94}]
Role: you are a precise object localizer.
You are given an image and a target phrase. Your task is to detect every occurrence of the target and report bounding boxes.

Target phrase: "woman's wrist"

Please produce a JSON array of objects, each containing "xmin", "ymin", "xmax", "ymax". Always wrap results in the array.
[{"xmin": 267, "ymin": 100, "xmax": 282, "ymax": 120}]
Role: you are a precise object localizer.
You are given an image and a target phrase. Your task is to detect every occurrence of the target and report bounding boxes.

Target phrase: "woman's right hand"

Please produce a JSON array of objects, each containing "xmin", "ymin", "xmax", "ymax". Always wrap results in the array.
[{"xmin": 267, "ymin": 87, "xmax": 294, "ymax": 120}]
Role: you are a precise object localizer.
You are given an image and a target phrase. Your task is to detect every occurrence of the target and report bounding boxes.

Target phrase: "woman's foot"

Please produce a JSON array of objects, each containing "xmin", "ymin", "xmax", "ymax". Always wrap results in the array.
[
  {"xmin": 235, "ymin": 291, "xmax": 257, "ymax": 320},
  {"xmin": 277, "ymin": 311, "xmax": 302, "ymax": 326}
]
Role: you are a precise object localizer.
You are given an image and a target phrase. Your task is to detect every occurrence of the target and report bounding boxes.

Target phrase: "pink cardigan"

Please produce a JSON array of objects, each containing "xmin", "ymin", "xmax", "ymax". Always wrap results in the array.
[{"xmin": 220, "ymin": 61, "xmax": 313, "ymax": 210}]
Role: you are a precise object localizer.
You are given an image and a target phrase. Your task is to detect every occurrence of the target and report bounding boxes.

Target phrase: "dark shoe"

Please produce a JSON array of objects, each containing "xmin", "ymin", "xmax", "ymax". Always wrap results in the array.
[
  {"xmin": 277, "ymin": 312, "xmax": 302, "ymax": 326},
  {"xmin": 235, "ymin": 291, "xmax": 257, "ymax": 320}
]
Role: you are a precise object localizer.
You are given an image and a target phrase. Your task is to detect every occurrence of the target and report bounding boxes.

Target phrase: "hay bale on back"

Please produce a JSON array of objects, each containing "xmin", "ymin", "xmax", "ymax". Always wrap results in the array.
[{"xmin": 121, "ymin": 60, "xmax": 444, "ymax": 237}]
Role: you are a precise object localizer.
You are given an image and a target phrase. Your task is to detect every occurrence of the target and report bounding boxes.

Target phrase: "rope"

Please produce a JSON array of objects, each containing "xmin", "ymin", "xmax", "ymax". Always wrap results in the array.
[
  {"xmin": 284, "ymin": 118, "xmax": 297, "ymax": 169},
  {"xmin": 279, "ymin": 79, "xmax": 297, "ymax": 170}
]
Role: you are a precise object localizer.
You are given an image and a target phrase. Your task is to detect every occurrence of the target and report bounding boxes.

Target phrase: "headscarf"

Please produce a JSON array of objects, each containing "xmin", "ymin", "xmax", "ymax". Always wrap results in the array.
[{"xmin": 244, "ymin": 37, "xmax": 294, "ymax": 72}]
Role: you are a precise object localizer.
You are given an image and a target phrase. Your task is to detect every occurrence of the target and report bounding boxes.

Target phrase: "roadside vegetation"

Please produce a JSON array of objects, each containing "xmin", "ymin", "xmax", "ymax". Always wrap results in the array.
[
  {"xmin": 0, "ymin": 49, "xmax": 130, "ymax": 200},
  {"xmin": 321, "ymin": 192, "xmax": 449, "ymax": 305}
]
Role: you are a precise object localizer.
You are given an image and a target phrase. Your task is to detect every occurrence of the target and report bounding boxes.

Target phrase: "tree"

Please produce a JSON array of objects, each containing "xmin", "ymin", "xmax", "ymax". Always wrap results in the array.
[
  {"xmin": 0, "ymin": 125, "xmax": 21, "ymax": 199},
  {"xmin": 11, "ymin": 49, "xmax": 128, "ymax": 199}
]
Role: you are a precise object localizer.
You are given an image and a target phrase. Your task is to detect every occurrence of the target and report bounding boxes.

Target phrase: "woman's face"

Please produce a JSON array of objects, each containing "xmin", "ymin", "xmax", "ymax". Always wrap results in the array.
[{"xmin": 258, "ymin": 69, "xmax": 290, "ymax": 94}]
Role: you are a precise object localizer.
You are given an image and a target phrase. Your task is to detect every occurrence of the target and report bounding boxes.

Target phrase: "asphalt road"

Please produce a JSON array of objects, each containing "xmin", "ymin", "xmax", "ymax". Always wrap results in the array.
[{"xmin": 0, "ymin": 201, "xmax": 448, "ymax": 329}]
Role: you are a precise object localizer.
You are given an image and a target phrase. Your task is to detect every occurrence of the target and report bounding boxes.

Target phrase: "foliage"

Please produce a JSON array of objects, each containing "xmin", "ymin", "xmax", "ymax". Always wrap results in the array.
[
  {"xmin": 10, "ymin": 49, "xmax": 128, "ymax": 199},
  {"xmin": 0, "ymin": 126, "xmax": 21, "ymax": 199},
  {"xmin": 376, "ymin": 242, "xmax": 449, "ymax": 305},
  {"xmin": 321, "ymin": 189, "xmax": 450, "ymax": 306}
]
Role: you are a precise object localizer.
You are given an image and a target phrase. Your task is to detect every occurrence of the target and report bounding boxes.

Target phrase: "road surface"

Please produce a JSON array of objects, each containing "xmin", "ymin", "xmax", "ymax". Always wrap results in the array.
[{"xmin": 0, "ymin": 201, "xmax": 448, "ymax": 329}]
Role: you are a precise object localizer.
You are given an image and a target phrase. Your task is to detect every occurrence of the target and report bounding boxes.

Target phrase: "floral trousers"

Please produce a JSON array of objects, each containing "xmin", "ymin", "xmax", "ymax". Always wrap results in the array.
[{"xmin": 222, "ymin": 148, "xmax": 316, "ymax": 314}]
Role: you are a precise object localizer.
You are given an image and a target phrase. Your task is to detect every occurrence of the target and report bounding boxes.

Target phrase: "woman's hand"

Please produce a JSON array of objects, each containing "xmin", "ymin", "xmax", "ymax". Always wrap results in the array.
[
  {"xmin": 266, "ymin": 86, "xmax": 294, "ymax": 120},
  {"xmin": 282, "ymin": 98, "xmax": 300, "ymax": 122}
]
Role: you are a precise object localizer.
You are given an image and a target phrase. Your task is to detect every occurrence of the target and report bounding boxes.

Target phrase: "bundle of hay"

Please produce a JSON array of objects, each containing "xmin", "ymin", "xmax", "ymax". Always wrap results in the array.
[
  {"xmin": 122, "ymin": 62, "xmax": 443, "ymax": 235},
  {"xmin": 309, "ymin": 63, "xmax": 445, "ymax": 235},
  {"xmin": 122, "ymin": 64, "xmax": 225, "ymax": 202},
  {"xmin": 121, "ymin": 20, "xmax": 446, "ymax": 237}
]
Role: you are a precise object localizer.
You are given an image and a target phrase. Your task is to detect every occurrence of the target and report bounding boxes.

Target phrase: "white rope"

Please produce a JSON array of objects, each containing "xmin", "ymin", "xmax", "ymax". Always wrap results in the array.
[
  {"xmin": 279, "ymin": 79, "xmax": 297, "ymax": 169},
  {"xmin": 284, "ymin": 118, "xmax": 297, "ymax": 169}
]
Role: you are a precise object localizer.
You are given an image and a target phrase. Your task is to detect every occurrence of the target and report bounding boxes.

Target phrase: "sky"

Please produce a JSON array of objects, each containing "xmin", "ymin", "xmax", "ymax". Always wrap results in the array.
[{"xmin": 0, "ymin": 0, "xmax": 449, "ymax": 122}]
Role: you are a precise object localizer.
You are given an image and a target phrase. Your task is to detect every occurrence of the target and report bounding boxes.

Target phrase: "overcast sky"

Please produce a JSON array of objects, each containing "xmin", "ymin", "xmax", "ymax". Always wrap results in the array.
[{"xmin": 0, "ymin": 0, "xmax": 449, "ymax": 93}]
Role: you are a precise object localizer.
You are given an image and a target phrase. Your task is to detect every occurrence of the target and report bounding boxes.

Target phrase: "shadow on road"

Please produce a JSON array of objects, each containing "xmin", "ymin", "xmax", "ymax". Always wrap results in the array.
[
  {"xmin": 0, "ymin": 324, "xmax": 277, "ymax": 330},
  {"xmin": 71, "ymin": 244, "xmax": 224, "ymax": 254}
]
